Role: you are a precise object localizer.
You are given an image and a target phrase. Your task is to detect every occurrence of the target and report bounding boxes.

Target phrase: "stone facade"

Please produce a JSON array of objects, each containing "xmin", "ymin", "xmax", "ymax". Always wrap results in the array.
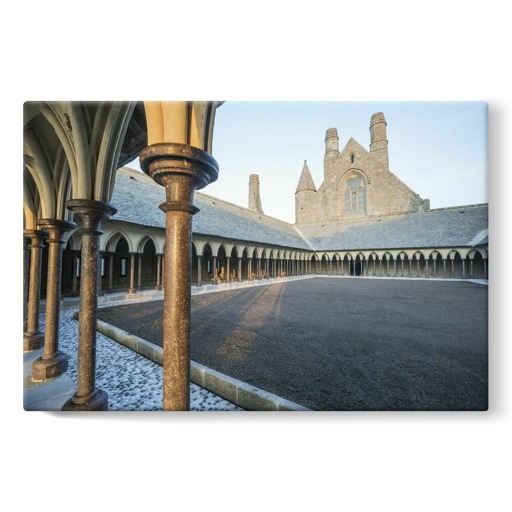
[{"xmin": 295, "ymin": 112, "xmax": 430, "ymax": 225}]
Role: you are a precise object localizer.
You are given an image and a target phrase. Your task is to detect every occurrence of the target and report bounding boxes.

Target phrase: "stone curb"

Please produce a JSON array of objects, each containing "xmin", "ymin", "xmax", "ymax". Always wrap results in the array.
[{"xmin": 74, "ymin": 312, "xmax": 310, "ymax": 411}]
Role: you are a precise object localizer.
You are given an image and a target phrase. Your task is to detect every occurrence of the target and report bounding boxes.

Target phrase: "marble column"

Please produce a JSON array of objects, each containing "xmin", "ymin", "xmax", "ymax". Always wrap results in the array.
[
  {"xmin": 197, "ymin": 255, "xmax": 202, "ymax": 286},
  {"xmin": 140, "ymin": 143, "xmax": 218, "ymax": 411},
  {"xmin": 237, "ymin": 257, "xmax": 242, "ymax": 282},
  {"xmin": 155, "ymin": 254, "xmax": 163, "ymax": 290},
  {"xmin": 226, "ymin": 256, "xmax": 231, "ymax": 283},
  {"xmin": 23, "ymin": 229, "xmax": 48, "ymax": 352},
  {"xmin": 128, "ymin": 252, "xmax": 136, "ymax": 293},
  {"xmin": 32, "ymin": 219, "xmax": 75, "ymax": 381},
  {"xmin": 23, "ymin": 235, "xmax": 30, "ymax": 332},
  {"xmin": 62, "ymin": 199, "xmax": 116, "ymax": 411},
  {"xmin": 98, "ymin": 252, "xmax": 105, "ymax": 296},
  {"xmin": 212, "ymin": 256, "xmax": 218, "ymax": 284},
  {"xmin": 137, "ymin": 253, "xmax": 143, "ymax": 289},
  {"xmin": 108, "ymin": 251, "xmax": 115, "ymax": 292}
]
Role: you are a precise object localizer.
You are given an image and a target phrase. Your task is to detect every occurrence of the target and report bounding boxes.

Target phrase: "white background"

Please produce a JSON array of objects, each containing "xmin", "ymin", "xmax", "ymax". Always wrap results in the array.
[{"xmin": 4, "ymin": 1, "xmax": 510, "ymax": 511}]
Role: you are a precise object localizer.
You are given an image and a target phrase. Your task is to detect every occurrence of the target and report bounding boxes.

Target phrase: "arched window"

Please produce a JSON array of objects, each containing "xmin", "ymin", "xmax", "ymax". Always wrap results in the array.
[
  {"xmin": 351, "ymin": 153, "xmax": 355, "ymax": 164},
  {"xmin": 342, "ymin": 173, "xmax": 366, "ymax": 217}
]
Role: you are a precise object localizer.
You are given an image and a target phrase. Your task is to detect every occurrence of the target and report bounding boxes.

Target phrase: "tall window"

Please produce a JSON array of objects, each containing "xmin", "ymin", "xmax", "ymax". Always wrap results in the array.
[
  {"xmin": 120, "ymin": 257, "xmax": 128, "ymax": 277},
  {"xmin": 343, "ymin": 174, "xmax": 366, "ymax": 217}
]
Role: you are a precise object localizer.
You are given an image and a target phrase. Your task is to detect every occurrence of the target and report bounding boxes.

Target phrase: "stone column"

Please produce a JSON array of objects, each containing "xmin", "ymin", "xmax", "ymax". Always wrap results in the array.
[
  {"xmin": 393, "ymin": 260, "xmax": 397, "ymax": 277},
  {"xmin": 23, "ymin": 229, "xmax": 48, "ymax": 352},
  {"xmin": 484, "ymin": 258, "xmax": 487, "ymax": 279},
  {"xmin": 462, "ymin": 259, "xmax": 466, "ymax": 278},
  {"xmin": 226, "ymin": 256, "xmax": 230, "ymax": 283},
  {"xmin": 23, "ymin": 235, "xmax": 30, "ymax": 332},
  {"xmin": 140, "ymin": 143, "xmax": 218, "ymax": 411},
  {"xmin": 98, "ymin": 251, "xmax": 104, "ymax": 296},
  {"xmin": 128, "ymin": 252, "xmax": 136, "ymax": 293},
  {"xmin": 433, "ymin": 258, "xmax": 437, "ymax": 278},
  {"xmin": 443, "ymin": 259, "xmax": 447, "ymax": 278},
  {"xmin": 408, "ymin": 260, "xmax": 412, "ymax": 277},
  {"xmin": 257, "ymin": 258, "xmax": 261, "ymax": 279},
  {"xmin": 470, "ymin": 258, "xmax": 474, "ymax": 278},
  {"xmin": 138, "ymin": 253, "xmax": 143, "ymax": 289},
  {"xmin": 32, "ymin": 219, "xmax": 75, "ymax": 381},
  {"xmin": 212, "ymin": 256, "xmax": 218, "ymax": 284},
  {"xmin": 451, "ymin": 259, "xmax": 455, "ymax": 278},
  {"xmin": 62, "ymin": 200, "xmax": 116, "ymax": 411},
  {"xmin": 248, "ymin": 259, "xmax": 253, "ymax": 281},
  {"xmin": 108, "ymin": 251, "xmax": 115, "ymax": 292},
  {"xmin": 425, "ymin": 260, "xmax": 429, "ymax": 278},
  {"xmin": 238, "ymin": 257, "xmax": 242, "ymax": 282},
  {"xmin": 72, "ymin": 251, "xmax": 79, "ymax": 295},
  {"xmin": 196, "ymin": 255, "xmax": 202, "ymax": 286},
  {"xmin": 155, "ymin": 253, "xmax": 163, "ymax": 290}
]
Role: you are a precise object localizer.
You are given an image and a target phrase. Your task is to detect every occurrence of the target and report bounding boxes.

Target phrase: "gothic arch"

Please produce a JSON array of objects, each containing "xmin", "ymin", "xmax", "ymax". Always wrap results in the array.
[
  {"xmin": 136, "ymin": 233, "xmax": 160, "ymax": 254},
  {"xmin": 338, "ymin": 168, "xmax": 369, "ymax": 218},
  {"xmin": 104, "ymin": 229, "xmax": 134, "ymax": 253}
]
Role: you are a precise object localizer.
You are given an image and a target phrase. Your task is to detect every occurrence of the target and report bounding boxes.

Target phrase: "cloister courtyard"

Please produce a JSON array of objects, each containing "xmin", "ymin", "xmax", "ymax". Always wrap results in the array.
[{"xmin": 97, "ymin": 277, "xmax": 488, "ymax": 411}]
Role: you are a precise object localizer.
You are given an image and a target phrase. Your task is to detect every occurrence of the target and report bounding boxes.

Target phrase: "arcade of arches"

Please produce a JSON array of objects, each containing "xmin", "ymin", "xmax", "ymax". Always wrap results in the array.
[{"xmin": 45, "ymin": 225, "xmax": 487, "ymax": 300}]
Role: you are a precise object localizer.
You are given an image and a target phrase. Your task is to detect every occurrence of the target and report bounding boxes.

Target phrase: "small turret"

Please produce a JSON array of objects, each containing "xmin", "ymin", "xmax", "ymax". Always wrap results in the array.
[
  {"xmin": 248, "ymin": 174, "xmax": 264, "ymax": 214},
  {"xmin": 295, "ymin": 161, "xmax": 317, "ymax": 224},
  {"xmin": 324, "ymin": 127, "xmax": 340, "ymax": 173},
  {"xmin": 369, "ymin": 112, "xmax": 389, "ymax": 170}
]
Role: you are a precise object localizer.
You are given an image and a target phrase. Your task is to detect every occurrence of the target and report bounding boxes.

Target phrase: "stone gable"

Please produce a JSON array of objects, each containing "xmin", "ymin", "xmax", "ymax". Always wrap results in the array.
[{"xmin": 295, "ymin": 113, "xmax": 430, "ymax": 224}]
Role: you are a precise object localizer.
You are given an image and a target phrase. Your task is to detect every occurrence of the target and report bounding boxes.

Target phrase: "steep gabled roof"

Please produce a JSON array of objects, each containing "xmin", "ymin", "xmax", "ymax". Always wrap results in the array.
[
  {"xmin": 296, "ymin": 205, "xmax": 488, "ymax": 251},
  {"xmin": 295, "ymin": 161, "xmax": 317, "ymax": 193},
  {"xmin": 110, "ymin": 167, "xmax": 311, "ymax": 250}
]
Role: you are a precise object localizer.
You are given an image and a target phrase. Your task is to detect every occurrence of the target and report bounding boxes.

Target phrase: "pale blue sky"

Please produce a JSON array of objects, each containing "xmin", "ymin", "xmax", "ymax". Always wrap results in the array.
[{"xmin": 129, "ymin": 101, "xmax": 487, "ymax": 223}]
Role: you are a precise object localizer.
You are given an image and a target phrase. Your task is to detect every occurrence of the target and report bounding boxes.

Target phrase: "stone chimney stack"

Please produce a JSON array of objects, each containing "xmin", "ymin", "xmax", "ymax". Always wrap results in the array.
[{"xmin": 248, "ymin": 174, "xmax": 264, "ymax": 214}]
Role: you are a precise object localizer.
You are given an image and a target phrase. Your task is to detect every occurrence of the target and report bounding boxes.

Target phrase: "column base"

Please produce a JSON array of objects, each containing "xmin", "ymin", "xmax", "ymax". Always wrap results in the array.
[
  {"xmin": 61, "ymin": 389, "xmax": 108, "ymax": 411},
  {"xmin": 24, "ymin": 331, "xmax": 44, "ymax": 352},
  {"xmin": 32, "ymin": 351, "xmax": 69, "ymax": 382},
  {"xmin": 154, "ymin": 285, "xmax": 162, "ymax": 291},
  {"xmin": 128, "ymin": 288, "xmax": 137, "ymax": 294}
]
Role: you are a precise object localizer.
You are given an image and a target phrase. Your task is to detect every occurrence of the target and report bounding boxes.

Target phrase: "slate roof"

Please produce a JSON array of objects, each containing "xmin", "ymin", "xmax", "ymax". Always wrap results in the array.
[
  {"xmin": 111, "ymin": 167, "xmax": 488, "ymax": 252},
  {"xmin": 110, "ymin": 167, "xmax": 312, "ymax": 250},
  {"xmin": 297, "ymin": 205, "xmax": 488, "ymax": 251}
]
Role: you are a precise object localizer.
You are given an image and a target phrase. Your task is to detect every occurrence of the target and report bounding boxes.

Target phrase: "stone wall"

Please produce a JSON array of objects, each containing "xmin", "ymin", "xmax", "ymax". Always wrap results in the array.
[{"xmin": 295, "ymin": 113, "xmax": 430, "ymax": 225}]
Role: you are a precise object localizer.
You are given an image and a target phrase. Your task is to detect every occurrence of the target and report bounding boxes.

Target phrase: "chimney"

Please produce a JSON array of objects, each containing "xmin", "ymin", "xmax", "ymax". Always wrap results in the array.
[{"xmin": 248, "ymin": 174, "xmax": 264, "ymax": 214}]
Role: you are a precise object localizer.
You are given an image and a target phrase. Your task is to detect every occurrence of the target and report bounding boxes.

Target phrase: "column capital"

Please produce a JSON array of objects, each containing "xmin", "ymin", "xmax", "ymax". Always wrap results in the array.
[
  {"xmin": 24, "ymin": 229, "xmax": 48, "ymax": 244},
  {"xmin": 36, "ymin": 218, "xmax": 76, "ymax": 243},
  {"xmin": 139, "ymin": 142, "xmax": 219, "ymax": 191},
  {"xmin": 66, "ymin": 199, "xmax": 117, "ymax": 235}
]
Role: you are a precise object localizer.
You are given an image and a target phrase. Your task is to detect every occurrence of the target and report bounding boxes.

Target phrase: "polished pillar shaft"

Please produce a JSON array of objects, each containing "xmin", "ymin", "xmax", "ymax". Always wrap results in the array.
[
  {"xmin": 226, "ymin": 256, "xmax": 231, "ymax": 283},
  {"xmin": 32, "ymin": 219, "xmax": 75, "ymax": 381},
  {"xmin": 108, "ymin": 251, "xmax": 114, "ymax": 291},
  {"xmin": 212, "ymin": 256, "xmax": 218, "ymax": 284},
  {"xmin": 140, "ymin": 143, "xmax": 218, "ymax": 411},
  {"xmin": 24, "ymin": 229, "xmax": 48, "ymax": 351},
  {"xmin": 197, "ymin": 255, "xmax": 202, "ymax": 286},
  {"xmin": 23, "ymin": 236, "xmax": 30, "ymax": 332},
  {"xmin": 128, "ymin": 253, "xmax": 136, "ymax": 293},
  {"xmin": 62, "ymin": 200, "xmax": 116, "ymax": 411},
  {"xmin": 155, "ymin": 253, "xmax": 163, "ymax": 290}
]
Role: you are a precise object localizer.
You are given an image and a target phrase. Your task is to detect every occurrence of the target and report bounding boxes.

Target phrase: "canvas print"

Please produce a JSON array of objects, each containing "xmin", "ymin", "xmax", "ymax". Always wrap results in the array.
[{"xmin": 23, "ymin": 101, "xmax": 488, "ymax": 411}]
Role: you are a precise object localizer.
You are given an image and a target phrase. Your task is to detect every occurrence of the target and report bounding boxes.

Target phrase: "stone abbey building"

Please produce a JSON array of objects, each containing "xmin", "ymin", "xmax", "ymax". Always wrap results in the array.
[
  {"xmin": 55, "ymin": 112, "xmax": 488, "ymax": 296},
  {"xmin": 23, "ymin": 102, "xmax": 488, "ymax": 411}
]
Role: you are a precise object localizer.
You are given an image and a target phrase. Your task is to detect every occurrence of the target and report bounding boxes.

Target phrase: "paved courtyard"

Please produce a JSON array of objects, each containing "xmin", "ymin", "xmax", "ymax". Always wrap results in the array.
[{"xmin": 97, "ymin": 278, "xmax": 488, "ymax": 411}]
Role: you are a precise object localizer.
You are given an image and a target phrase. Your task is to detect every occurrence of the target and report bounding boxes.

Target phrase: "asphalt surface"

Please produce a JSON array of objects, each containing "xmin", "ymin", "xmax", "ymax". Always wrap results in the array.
[{"xmin": 97, "ymin": 278, "xmax": 488, "ymax": 411}]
